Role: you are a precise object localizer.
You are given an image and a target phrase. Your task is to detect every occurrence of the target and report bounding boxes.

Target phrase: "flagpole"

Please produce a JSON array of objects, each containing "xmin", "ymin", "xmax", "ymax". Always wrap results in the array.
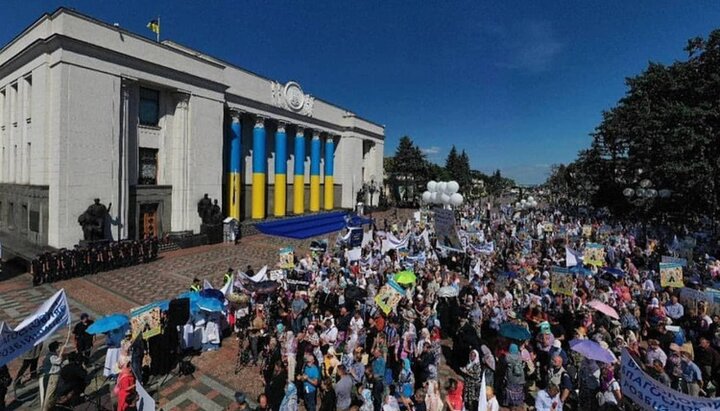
[{"xmin": 156, "ymin": 16, "xmax": 160, "ymax": 42}]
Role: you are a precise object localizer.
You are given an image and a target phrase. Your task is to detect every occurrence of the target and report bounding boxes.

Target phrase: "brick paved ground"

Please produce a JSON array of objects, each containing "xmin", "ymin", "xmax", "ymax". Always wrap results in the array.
[{"xmin": 1, "ymin": 208, "xmax": 448, "ymax": 411}]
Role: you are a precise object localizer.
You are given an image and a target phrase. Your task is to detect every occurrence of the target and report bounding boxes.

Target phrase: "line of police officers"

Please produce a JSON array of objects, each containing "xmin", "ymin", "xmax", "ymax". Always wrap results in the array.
[{"xmin": 30, "ymin": 237, "xmax": 160, "ymax": 285}]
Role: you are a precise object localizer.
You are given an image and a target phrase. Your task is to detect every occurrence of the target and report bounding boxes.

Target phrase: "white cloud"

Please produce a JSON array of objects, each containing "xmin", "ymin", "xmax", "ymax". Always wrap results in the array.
[{"xmin": 421, "ymin": 146, "xmax": 441, "ymax": 155}]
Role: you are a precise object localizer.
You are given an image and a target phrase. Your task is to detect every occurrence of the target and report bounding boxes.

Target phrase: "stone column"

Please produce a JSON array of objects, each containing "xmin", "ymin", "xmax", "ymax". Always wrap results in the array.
[
  {"xmin": 274, "ymin": 121, "xmax": 287, "ymax": 217},
  {"xmin": 118, "ymin": 81, "xmax": 131, "ymax": 240},
  {"xmin": 171, "ymin": 92, "xmax": 190, "ymax": 231},
  {"xmin": 310, "ymin": 131, "xmax": 321, "ymax": 212},
  {"xmin": 251, "ymin": 117, "xmax": 266, "ymax": 219},
  {"xmin": 293, "ymin": 127, "xmax": 306, "ymax": 214},
  {"xmin": 324, "ymin": 135, "xmax": 335, "ymax": 210},
  {"xmin": 228, "ymin": 109, "xmax": 242, "ymax": 219}
]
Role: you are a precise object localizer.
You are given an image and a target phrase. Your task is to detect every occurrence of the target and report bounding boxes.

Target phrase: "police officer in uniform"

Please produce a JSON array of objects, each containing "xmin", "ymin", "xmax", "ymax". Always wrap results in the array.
[
  {"xmin": 190, "ymin": 278, "xmax": 202, "ymax": 292},
  {"xmin": 224, "ymin": 268, "xmax": 234, "ymax": 285}
]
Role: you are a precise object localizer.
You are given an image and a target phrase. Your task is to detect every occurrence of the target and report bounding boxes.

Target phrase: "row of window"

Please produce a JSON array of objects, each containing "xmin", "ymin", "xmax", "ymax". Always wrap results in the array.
[
  {"xmin": 0, "ymin": 201, "xmax": 40, "ymax": 233},
  {"xmin": 0, "ymin": 75, "xmax": 32, "ymax": 130}
]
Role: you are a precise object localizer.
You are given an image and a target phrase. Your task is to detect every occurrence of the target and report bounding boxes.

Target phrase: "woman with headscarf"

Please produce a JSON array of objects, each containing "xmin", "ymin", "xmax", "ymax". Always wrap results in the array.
[
  {"xmin": 399, "ymin": 358, "xmax": 415, "ymax": 399},
  {"xmin": 596, "ymin": 366, "xmax": 621, "ymax": 411},
  {"xmin": 460, "ymin": 349, "xmax": 483, "ymax": 411},
  {"xmin": 279, "ymin": 382, "xmax": 298, "ymax": 411},
  {"xmin": 359, "ymin": 387, "xmax": 374, "ymax": 411},
  {"xmin": 481, "ymin": 345, "xmax": 496, "ymax": 387},
  {"xmin": 503, "ymin": 343, "xmax": 526, "ymax": 410}
]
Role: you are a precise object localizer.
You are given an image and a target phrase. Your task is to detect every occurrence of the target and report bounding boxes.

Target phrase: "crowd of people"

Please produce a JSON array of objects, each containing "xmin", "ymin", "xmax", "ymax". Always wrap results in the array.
[
  {"xmin": 29, "ymin": 237, "xmax": 160, "ymax": 285},
  {"xmin": 6, "ymin": 198, "xmax": 720, "ymax": 411}
]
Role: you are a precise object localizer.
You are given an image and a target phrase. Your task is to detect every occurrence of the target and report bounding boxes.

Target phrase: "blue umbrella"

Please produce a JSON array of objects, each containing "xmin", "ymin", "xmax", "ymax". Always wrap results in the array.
[
  {"xmin": 200, "ymin": 289, "xmax": 225, "ymax": 302},
  {"xmin": 569, "ymin": 265, "xmax": 593, "ymax": 276},
  {"xmin": 499, "ymin": 322, "xmax": 532, "ymax": 341},
  {"xmin": 570, "ymin": 339, "xmax": 617, "ymax": 364},
  {"xmin": 86, "ymin": 314, "xmax": 130, "ymax": 335},
  {"xmin": 602, "ymin": 267, "xmax": 626, "ymax": 279},
  {"xmin": 196, "ymin": 296, "xmax": 224, "ymax": 313},
  {"xmin": 501, "ymin": 271, "xmax": 518, "ymax": 279},
  {"xmin": 178, "ymin": 291, "xmax": 200, "ymax": 300}
]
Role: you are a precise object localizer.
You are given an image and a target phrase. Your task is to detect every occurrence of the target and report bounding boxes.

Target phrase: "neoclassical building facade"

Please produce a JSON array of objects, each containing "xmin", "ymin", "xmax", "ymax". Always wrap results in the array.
[{"xmin": 0, "ymin": 8, "xmax": 384, "ymax": 252}]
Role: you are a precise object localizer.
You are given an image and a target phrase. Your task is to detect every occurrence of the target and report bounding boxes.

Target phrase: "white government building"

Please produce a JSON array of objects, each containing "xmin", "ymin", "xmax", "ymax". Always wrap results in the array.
[{"xmin": 0, "ymin": 8, "xmax": 384, "ymax": 254}]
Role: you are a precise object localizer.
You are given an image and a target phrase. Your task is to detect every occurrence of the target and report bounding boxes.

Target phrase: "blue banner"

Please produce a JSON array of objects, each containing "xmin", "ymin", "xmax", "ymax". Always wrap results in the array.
[{"xmin": 0, "ymin": 289, "xmax": 71, "ymax": 367}]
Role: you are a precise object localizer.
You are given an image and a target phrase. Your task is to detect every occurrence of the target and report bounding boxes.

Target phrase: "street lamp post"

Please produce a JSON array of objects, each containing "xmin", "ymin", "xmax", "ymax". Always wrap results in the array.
[{"xmin": 623, "ymin": 176, "xmax": 671, "ymax": 238}]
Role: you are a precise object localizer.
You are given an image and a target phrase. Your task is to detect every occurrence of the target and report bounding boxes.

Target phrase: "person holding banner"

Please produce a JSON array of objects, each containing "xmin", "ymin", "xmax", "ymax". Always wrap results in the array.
[{"xmin": 114, "ymin": 359, "xmax": 136, "ymax": 411}]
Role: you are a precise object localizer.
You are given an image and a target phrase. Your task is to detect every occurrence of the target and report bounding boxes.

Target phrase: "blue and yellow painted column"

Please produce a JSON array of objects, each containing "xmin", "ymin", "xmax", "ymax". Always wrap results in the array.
[
  {"xmin": 228, "ymin": 110, "xmax": 242, "ymax": 219},
  {"xmin": 251, "ymin": 117, "xmax": 266, "ymax": 219},
  {"xmin": 324, "ymin": 135, "xmax": 335, "ymax": 210},
  {"xmin": 310, "ymin": 131, "xmax": 321, "ymax": 212},
  {"xmin": 293, "ymin": 127, "xmax": 305, "ymax": 214},
  {"xmin": 274, "ymin": 122, "xmax": 287, "ymax": 217}
]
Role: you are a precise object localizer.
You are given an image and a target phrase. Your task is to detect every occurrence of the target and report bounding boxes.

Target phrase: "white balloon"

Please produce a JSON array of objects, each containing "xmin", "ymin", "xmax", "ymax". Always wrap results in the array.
[
  {"xmin": 430, "ymin": 192, "xmax": 438, "ymax": 203},
  {"xmin": 422, "ymin": 191, "xmax": 432, "ymax": 203},
  {"xmin": 521, "ymin": 199, "xmax": 527, "ymax": 204},
  {"xmin": 531, "ymin": 200, "xmax": 538, "ymax": 207},
  {"xmin": 450, "ymin": 193, "xmax": 463, "ymax": 206},
  {"xmin": 527, "ymin": 196, "xmax": 534, "ymax": 202},
  {"xmin": 427, "ymin": 181, "xmax": 437, "ymax": 192},
  {"xmin": 440, "ymin": 193, "xmax": 451, "ymax": 205},
  {"xmin": 437, "ymin": 182, "xmax": 447, "ymax": 194},
  {"xmin": 447, "ymin": 181, "xmax": 460, "ymax": 194}
]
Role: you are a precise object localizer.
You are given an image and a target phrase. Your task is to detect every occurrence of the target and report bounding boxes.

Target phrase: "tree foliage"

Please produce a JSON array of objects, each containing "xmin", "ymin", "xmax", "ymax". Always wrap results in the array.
[{"xmin": 549, "ymin": 29, "xmax": 720, "ymax": 221}]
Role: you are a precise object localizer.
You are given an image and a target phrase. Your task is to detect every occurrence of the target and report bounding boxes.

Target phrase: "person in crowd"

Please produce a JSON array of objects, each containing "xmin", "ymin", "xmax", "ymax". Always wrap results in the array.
[
  {"xmin": 14, "ymin": 342, "xmax": 43, "ymax": 387},
  {"xmin": 299, "ymin": 353, "xmax": 321, "ymax": 411},
  {"xmin": 73, "ymin": 313, "xmax": 94, "ymax": 364},
  {"xmin": 535, "ymin": 383, "xmax": 562, "ymax": 411},
  {"xmin": 444, "ymin": 378, "xmax": 463, "ymax": 411},
  {"xmin": 40, "ymin": 341, "xmax": 64, "ymax": 411},
  {"xmin": 115, "ymin": 359, "xmax": 136, "ymax": 411},
  {"xmin": 0, "ymin": 365, "xmax": 11, "ymax": 411}
]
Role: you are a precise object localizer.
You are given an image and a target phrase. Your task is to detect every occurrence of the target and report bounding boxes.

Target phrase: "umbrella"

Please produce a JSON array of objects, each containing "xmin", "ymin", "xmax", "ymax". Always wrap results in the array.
[
  {"xmin": 178, "ymin": 291, "xmax": 201, "ymax": 301},
  {"xmin": 86, "ymin": 314, "xmax": 130, "ymax": 335},
  {"xmin": 394, "ymin": 271, "xmax": 417, "ymax": 285},
  {"xmin": 586, "ymin": 300, "xmax": 620, "ymax": 319},
  {"xmin": 437, "ymin": 286, "xmax": 459, "ymax": 298},
  {"xmin": 501, "ymin": 271, "xmax": 518, "ymax": 279},
  {"xmin": 569, "ymin": 265, "xmax": 593, "ymax": 276},
  {"xmin": 196, "ymin": 296, "xmax": 225, "ymax": 313},
  {"xmin": 499, "ymin": 322, "xmax": 532, "ymax": 341},
  {"xmin": 200, "ymin": 289, "xmax": 225, "ymax": 302},
  {"xmin": 602, "ymin": 267, "xmax": 626, "ymax": 279},
  {"xmin": 570, "ymin": 339, "xmax": 617, "ymax": 364}
]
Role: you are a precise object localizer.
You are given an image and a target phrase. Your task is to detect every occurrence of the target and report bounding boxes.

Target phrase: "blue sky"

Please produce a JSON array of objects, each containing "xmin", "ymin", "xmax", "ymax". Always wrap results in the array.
[{"xmin": 3, "ymin": 1, "xmax": 720, "ymax": 184}]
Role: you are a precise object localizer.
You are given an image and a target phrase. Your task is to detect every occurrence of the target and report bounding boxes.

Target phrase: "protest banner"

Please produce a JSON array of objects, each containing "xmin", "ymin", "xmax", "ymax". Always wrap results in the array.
[
  {"xmin": 136, "ymin": 380, "xmax": 156, "ymax": 411},
  {"xmin": 433, "ymin": 208, "xmax": 464, "ymax": 252},
  {"xmin": 583, "ymin": 243, "xmax": 606, "ymax": 266},
  {"xmin": 582, "ymin": 225, "xmax": 592, "ymax": 238},
  {"xmin": 374, "ymin": 280, "xmax": 404, "ymax": 315},
  {"xmin": 544, "ymin": 222, "xmax": 554, "ymax": 233},
  {"xmin": 660, "ymin": 262, "xmax": 684, "ymax": 288},
  {"xmin": 279, "ymin": 247, "xmax": 295, "ymax": 269},
  {"xmin": 349, "ymin": 227, "xmax": 363, "ymax": 248},
  {"xmin": 551, "ymin": 266, "xmax": 574, "ymax": 296},
  {"xmin": 347, "ymin": 247, "xmax": 362, "ymax": 261},
  {"xmin": 661, "ymin": 255, "xmax": 688, "ymax": 267},
  {"xmin": 620, "ymin": 349, "xmax": 720, "ymax": 410},
  {"xmin": 0, "ymin": 289, "xmax": 71, "ymax": 367},
  {"xmin": 130, "ymin": 305, "xmax": 162, "ymax": 340}
]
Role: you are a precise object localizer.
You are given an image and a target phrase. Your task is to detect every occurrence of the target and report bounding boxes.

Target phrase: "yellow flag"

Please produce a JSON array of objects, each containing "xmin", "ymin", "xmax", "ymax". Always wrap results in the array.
[{"xmin": 147, "ymin": 19, "xmax": 160, "ymax": 35}]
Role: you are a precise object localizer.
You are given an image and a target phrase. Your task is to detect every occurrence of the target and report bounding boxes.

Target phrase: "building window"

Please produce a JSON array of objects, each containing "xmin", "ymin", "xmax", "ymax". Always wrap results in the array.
[
  {"xmin": 139, "ymin": 147, "xmax": 158, "ymax": 185},
  {"xmin": 29, "ymin": 210, "xmax": 39, "ymax": 232},
  {"xmin": 11, "ymin": 83, "xmax": 18, "ymax": 127},
  {"xmin": 139, "ymin": 87, "xmax": 160, "ymax": 126},
  {"xmin": 8, "ymin": 202, "xmax": 14, "ymax": 229},
  {"xmin": 24, "ymin": 75, "xmax": 32, "ymax": 122}
]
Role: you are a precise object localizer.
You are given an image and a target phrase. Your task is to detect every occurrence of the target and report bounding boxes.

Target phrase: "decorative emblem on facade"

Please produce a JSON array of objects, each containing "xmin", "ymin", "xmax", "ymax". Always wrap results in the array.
[{"xmin": 271, "ymin": 81, "xmax": 314, "ymax": 117}]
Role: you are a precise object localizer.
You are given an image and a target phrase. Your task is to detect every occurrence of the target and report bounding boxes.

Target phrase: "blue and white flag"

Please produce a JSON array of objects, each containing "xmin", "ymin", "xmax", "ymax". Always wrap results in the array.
[
  {"xmin": 0, "ymin": 289, "xmax": 71, "ymax": 367},
  {"xmin": 470, "ymin": 242, "xmax": 495, "ymax": 255},
  {"xmin": 565, "ymin": 246, "xmax": 583, "ymax": 267}
]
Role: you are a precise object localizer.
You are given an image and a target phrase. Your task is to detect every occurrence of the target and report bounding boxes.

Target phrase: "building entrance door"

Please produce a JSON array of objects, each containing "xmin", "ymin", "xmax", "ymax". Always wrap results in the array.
[{"xmin": 140, "ymin": 203, "xmax": 158, "ymax": 238}]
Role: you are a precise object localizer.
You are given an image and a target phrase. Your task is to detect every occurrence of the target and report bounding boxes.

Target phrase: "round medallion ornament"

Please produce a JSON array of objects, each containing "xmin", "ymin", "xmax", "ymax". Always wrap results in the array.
[{"xmin": 284, "ymin": 82, "xmax": 305, "ymax": 111}]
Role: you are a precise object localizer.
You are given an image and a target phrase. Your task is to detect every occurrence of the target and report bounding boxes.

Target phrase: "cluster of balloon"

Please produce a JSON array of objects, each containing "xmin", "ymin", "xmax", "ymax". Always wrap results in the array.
[
  {"xmin": 421, "ymin": 181, "xmax": 464, "ymax": 206},
  {"xmin": 516, "ymin": 196, "xmax": 539, "ymax": 209}
]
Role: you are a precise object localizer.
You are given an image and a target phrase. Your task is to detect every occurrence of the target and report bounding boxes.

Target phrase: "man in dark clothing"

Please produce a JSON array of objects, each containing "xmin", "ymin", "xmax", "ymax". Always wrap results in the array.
[
  {"xmin": 266, "ymin": 362, "xmax": 287, "ymax": 411},
  {"xmin": 57, "ymin": 353, "xmax": 88, "ymax": 406},
  {"xmin": 696, "ymin": 337, "xmax": 720, "ymax": 389},
  {"xmin": 73, "ymin": 314, "xmax": 94, "ymax": 364},
  {"xmin": 0, "ymin": 364, "xmax": 11, "ymax": 411}
]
